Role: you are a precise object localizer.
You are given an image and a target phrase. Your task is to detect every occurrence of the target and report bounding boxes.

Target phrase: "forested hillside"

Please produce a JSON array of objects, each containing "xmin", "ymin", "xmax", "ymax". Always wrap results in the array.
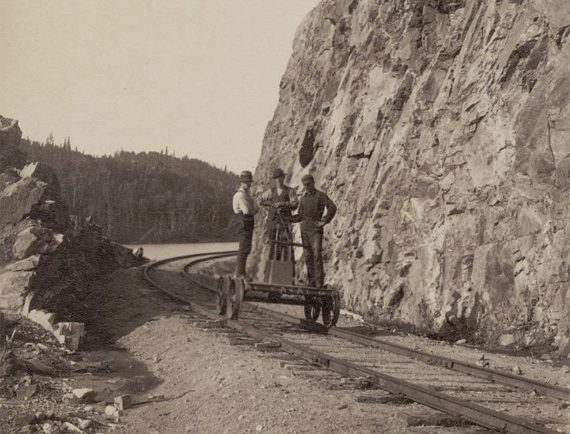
[{"xmin": 20, "ymin": 139, "xmax": 239, "ymax": 243}]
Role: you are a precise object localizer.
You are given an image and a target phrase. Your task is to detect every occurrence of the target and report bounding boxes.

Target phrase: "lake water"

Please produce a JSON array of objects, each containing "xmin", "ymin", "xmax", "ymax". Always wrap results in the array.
[{"xmin": 124, "ymin": 242, "xmax": 238, "ymax": 261}]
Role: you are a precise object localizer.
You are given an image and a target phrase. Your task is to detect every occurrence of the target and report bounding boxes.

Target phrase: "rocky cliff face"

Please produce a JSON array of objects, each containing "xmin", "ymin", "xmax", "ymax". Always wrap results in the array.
[
  {"xmin": 0, "ymin": 115, "xmax": 141, "ymax": 330},
  {"xmin": 252, "ymin": 0, "xmax": 570, "ymax": 353}
]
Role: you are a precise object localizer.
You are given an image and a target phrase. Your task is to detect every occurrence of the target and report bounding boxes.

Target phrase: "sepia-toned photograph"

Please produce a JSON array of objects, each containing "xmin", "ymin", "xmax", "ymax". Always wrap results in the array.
[{"xmin": 1, "ymin": 0, "xmax": 570, "ymax": 433}]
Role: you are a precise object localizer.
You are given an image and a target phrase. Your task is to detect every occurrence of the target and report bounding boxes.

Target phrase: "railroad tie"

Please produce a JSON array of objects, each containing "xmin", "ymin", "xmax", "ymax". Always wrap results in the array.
[
  {"xmin": 403, "ymin": 412, "xmax": 475, "ymax": 429},
  {"xmin": 356, "ymin": 394, "xmax": 413, "ymax": 405}
]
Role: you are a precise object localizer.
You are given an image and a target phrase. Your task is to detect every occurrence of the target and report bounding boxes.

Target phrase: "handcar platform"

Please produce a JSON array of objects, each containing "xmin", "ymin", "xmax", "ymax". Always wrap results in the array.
[{"xmin": 216, "ymin": 276, "xmax": 340, "ymax": 328}]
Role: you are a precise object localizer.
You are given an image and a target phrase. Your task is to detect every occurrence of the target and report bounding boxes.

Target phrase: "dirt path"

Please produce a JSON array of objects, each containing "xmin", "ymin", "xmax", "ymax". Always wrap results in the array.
[
  {"xmin": 90, "ymin": 264, "xmax": 569, "ymax": 433},
  {"xmin": 101, "ymin": 268, "xmax": 416, "ymax": 434}
]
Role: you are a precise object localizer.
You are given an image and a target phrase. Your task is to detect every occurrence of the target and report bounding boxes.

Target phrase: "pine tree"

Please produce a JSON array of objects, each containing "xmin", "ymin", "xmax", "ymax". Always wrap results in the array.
[{"xmin": 46, "ymin": 132, "xmax": 55, "ymax": 146}]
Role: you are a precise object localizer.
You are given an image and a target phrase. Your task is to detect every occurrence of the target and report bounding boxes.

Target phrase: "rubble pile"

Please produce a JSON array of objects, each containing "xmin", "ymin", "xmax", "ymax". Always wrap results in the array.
[
  {"xmin": 0, "ymin": 115, "xmax": 143, "ymax": 350},
  {"xmin": 0, "ymin": 316, "xmax": 140, "ymax": 433},
  {"xmin": 251, "ymin": 0, "xmax": 570, "ymax": 354}
]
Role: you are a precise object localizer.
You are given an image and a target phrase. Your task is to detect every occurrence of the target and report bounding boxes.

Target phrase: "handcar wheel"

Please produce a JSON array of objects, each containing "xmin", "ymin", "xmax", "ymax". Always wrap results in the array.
[
  {"xmin": 304, "ymin": 296, "xmax": 320, "ymax": 322},
  {"xmin": 217, "ymin": 276, "xmax": 228, "ymax": 315},
  {"xmin": 321, "ymin": 293, "xmax": 340, "ymax": 328},
  {"xmin": 227, "ymin": 277, "xmax": 244, "ymax": 320},
  {"xmin": 224, "ymin": 277, "xmax": 235, "ymax": 319}
]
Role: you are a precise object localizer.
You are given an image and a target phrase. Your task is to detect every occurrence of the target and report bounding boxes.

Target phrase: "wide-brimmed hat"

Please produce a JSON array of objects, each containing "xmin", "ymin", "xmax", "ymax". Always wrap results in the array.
[
  {"xmin": 301, "ymin": 174, "xmax": 315, "ymax": 185},
  {"xmin": 272, "ymin": 168, "xmax": 285, "ymax": 179},
  {"xmin": 240, "ymin": 170, "xmax": 254, "ymax": 182}
]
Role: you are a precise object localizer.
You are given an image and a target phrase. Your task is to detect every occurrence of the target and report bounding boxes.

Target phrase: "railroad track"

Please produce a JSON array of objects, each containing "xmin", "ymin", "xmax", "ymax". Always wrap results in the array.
[{"xmin": 144, "ymin": 251, "xmax": 570, "ymax": 433}]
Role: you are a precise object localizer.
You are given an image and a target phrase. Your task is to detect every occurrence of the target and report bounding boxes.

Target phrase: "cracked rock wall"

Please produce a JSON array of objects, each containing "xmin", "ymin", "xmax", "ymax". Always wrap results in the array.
[{"xmin": 251, "ymin": 0, "xmax": 570, "ymax": 352}]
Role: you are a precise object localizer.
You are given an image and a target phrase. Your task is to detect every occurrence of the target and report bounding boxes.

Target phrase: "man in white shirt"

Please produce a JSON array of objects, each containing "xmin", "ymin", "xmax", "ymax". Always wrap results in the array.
[{"xmin": 232, "ymin": 170, "xmax": 256, "ymax": 277}]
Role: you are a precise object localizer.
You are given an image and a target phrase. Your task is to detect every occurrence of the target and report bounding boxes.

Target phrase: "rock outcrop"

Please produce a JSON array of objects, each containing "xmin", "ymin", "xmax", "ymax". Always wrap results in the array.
[
  {"xmin": 0, "ymin": 116, "xmax": 142, "ymax": 347},
  {"xmin": 251, "ymin": 0, "xmax": 570, "ymax": 353},
  {"xmin": 0, "ymin": 116, "xmax": 26, "ymax": 171}
]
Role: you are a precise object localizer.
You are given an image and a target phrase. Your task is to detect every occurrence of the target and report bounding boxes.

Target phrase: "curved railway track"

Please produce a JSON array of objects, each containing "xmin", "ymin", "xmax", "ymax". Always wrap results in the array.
[{"xmin": 144, "ymin": 251, "xmax": 570, "ymax": 433}]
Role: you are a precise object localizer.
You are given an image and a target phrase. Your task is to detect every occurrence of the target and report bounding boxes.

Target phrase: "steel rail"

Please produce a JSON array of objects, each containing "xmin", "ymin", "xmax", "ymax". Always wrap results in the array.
[
  {"xmin": 326, "ymin": 327, "xmax": 570, "ymax": 402},
  {"xmin": 144, "ymin": 252, "xmax": 559, "ymax": 433},
  {"xmin": 181, "ymin": 254, "xmax": 570, "ymax": 403},
  {"xmin": 253, "ymin": 306, "xmax": 570, "ymax": 402},
  {"xmin": 229, "ymin": 324, "xmax": 557, "ymax": 434},
  {"xmin": 143, "ymin": 250, "xmax": 238, "ymax": 307}
]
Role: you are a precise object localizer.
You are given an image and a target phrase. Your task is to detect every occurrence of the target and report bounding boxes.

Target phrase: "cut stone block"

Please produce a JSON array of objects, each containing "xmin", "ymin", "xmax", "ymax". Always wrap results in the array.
[
  {"xmin": 54, "ymin": 322, "xmax": 85, "ymax": 351},
  {"xmin": 114, "ymin": 395, "xmax": 132, "ymax": 410}
]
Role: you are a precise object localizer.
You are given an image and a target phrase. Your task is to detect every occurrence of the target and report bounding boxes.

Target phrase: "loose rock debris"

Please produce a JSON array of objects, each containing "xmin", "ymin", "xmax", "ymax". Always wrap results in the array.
[{"xmin": 0, "ymin": 315, "xmax": 145, "ymax": 433}]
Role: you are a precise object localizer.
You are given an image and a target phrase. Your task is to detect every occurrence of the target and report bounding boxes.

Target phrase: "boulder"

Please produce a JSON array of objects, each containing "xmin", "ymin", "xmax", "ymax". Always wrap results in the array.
[
  {"xmin": 26, "ymin": 309, "xmax": 56, "ymax": 333},
  {"xmin": 0, "ymin": 115, "xmax": 25, "ymax": 170},
  {"xmin": 3, "ymin": 255, "xmax": 40, "ymax": 273},
  {"xmin": 20, "ymin": 162, "xmax": 60, "ymax": 190},
  {"xmin": 12, "ymin": 225, "xmax": 64, "ymax": 260},
  {"xmin": 20, "ymin": 162, "xmax": 69, "ymax": 230},
  {"xmin": 0, "ymin": 269, "xmax": 34, "ymax": 311},
  {"xmin": 19, "ymin": 162, "xmax": 40, "ymax": 179},
  {"xmin": 12, "ymin": 227, "xmax": 42, "ymax": 260},
  {"xmin": 0, "ymin": 178, "xmax": 47, "ymax": 229},
  {"xmin": 498, "ymin": 334, "xmax": 516, "ymax": 347},
  {"xmin": 71, "ymin": 388, "xmax": 97, "ymax": 403}
]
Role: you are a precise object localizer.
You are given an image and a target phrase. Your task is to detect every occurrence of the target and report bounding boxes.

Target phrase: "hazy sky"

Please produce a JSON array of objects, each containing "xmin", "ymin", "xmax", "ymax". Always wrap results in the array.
[{"xmin": 0, "ymin": 0, "xmax": 319, "ymax": 172}]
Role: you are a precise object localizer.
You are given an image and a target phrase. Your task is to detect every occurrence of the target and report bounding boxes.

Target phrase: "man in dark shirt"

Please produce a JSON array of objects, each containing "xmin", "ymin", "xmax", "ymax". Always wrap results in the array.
[{"xmin": 291, "ymin": 174, "xmax": 337, "ymax": 287}]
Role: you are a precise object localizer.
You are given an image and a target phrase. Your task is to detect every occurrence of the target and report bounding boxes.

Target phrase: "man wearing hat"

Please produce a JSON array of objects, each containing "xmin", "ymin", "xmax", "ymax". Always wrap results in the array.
[
  {"xmin": 260, "ymin": 168, "xmax": 298, "ymax": 262},
  {"xmin": 291, "ymin": 174, "xmax": 337, "ymax": 287},
  {"xmin": 232, "ymin": 170, "xmax": 257, "ymax": 277}
]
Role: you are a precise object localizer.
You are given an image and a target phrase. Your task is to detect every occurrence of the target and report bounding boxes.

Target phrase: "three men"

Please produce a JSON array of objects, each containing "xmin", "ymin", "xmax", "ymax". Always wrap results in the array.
[
  {"xmin": 233, "ymin": 169, "xmax": 337, "ymax": 288},
  {"xmin": 232, "ymin": 170, "xmax": 256, "ymax": 277}
]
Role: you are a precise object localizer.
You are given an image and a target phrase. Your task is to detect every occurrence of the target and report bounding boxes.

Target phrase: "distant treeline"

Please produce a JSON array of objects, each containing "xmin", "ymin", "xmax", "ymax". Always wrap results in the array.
[{"xmin": 20, "ymin": 138, "xmax": 239, "ymax": 243}]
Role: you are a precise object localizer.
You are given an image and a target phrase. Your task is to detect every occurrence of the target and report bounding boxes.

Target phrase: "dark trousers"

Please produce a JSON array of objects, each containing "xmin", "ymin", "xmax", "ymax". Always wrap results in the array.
[
  {"xmin": 301, "ymin": 226, "xmax": 324, "ymax": 287},
  {"xmin": 236, "ymin": 215, "xmax": 254, "ymax": 276}
]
